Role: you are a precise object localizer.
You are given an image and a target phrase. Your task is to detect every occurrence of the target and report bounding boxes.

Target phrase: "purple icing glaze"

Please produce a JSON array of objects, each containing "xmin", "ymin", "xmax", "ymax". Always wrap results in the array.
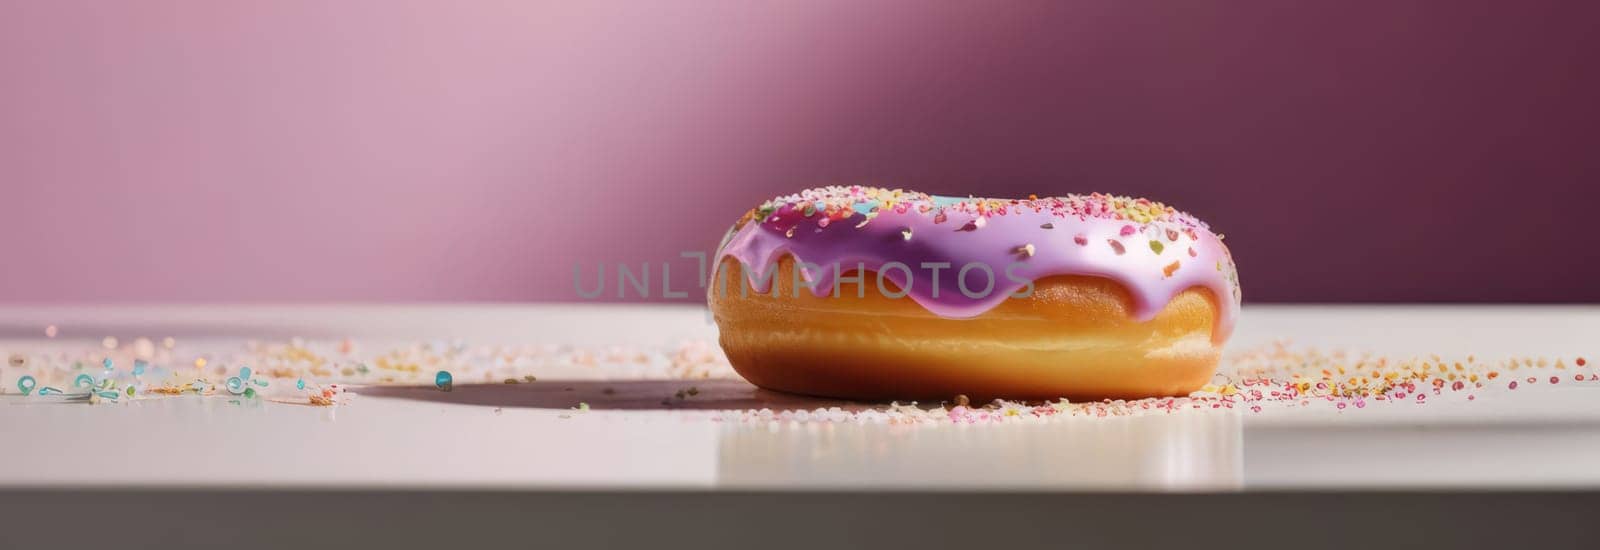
[{"xmin": 713, "ymin": 188, "xmax": 1241, "ymax": 342}]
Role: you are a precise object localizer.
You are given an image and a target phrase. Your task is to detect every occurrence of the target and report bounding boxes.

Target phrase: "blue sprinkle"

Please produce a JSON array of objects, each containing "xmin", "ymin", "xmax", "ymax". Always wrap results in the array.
[
  {"xmin": 73, "ymin": 373, "xmax": 96, "ymax": 388},
  {"xmin": 252, "ymin": 379, "xmax": 268, "ymax": 387},
  {"xmin": 222, "ymin": 366, "xmax": 255, "ymax": 395},
  {"xmin": 16, "ymin": 375, "xmax": 36, "ymax": 395},
  {"xmin": 132, "ymin": 360, "xmax": 148, "ymax": 376},
  {"xmin": 102, "ymin": 358, "xmax": 114, "ymax": 370},
  {"xmin": 37, "ymin": 386, "xmax": 63, "ymax": 396},
  {"xmin": 296, "ymin": 378, "xmax": 306, "ymax": 390},
  {"xmin": 434, "ymin": 370, "xmax": 453, "ymax": 392},
  {"xmin": 850, "ymin": 202, "xmax": 878, "ymax": 216}
]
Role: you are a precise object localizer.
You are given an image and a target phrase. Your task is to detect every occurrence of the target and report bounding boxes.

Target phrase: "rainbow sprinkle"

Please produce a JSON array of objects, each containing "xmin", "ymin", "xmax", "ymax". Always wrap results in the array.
[{"xmin": 740, "ymin": 186, "xmax": 1211, "ymax": 233}]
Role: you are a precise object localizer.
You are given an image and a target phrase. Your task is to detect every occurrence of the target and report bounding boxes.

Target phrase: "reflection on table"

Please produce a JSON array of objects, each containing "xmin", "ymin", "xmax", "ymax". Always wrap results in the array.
[{"xmin": 721, "ymin": 409, "xmax": 1242, "ymax": 490}]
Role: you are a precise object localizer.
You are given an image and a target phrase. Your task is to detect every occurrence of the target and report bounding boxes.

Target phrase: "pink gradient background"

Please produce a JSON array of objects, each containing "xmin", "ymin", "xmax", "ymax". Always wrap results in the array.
[{"xmin": 3, "ymin": 1, "xmax": 1597, "ymax": 303}]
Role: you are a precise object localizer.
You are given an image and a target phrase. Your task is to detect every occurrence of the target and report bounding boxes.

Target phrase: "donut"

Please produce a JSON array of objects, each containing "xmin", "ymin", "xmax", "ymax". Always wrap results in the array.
[{"xmin": 708, "ymin": 186, "xmax": 1241, "ymax": 402}]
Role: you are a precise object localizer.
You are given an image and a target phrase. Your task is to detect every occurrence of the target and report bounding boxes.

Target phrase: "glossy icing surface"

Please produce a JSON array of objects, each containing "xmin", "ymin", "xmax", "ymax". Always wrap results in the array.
[{"xmin": 714, "ymin": 186, "xmax": 1241, "ymax": 341}]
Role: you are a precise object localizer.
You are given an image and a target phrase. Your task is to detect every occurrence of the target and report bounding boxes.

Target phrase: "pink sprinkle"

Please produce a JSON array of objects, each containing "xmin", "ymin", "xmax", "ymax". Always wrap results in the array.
[
  {"xmin": 1119, "ymin": 225, "xmax": 1136, "ymax": 237},
  {"xmin": 1468, "ymin": 394, "xmax": 1476, "ymax": 400},
  {"xmin": 1416, "ymin": 394, "xmax": 1426, "ymax": 402},
  {"xmin": 1550, "ymin": 376, "xmax": 1559, "ymax": 384},
  {"xmin": 1074, "ymin": 234, "xmax": 1088, "ymax": 246},
  {"xmin": 1451, "ymin": 381, "xmax": 1465, "ymax": 391},
  {"xmin": 1509, "ymin": 381, "xmax": 1519, "ymax": 390},
  {"xmin": 1336, "ymin": 402, "xmax": 1347, "ymax": 410}
]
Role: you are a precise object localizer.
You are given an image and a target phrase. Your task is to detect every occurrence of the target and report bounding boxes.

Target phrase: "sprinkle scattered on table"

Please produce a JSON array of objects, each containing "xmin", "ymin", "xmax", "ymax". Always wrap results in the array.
[{"xmin": 0, "ymin": 326, "xmax": 1592, "ymax": 427}]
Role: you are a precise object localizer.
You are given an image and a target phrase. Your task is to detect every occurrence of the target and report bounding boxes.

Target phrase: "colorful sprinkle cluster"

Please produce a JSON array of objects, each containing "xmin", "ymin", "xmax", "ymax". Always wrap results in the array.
[
  {"xmin": 737, "ymin": 186, "xmax": 1210, "ymax": 233},
  {"xmin": 715, "ymin": 343, "xmax": 1597, "ymax": 425},
  {"xmin": 0, "ymin": 331, "xmax": 733, "ymax": 407},
  {"xmin": 1219, "ymin": 342, "xmax": 1597, "ymax": 409}
]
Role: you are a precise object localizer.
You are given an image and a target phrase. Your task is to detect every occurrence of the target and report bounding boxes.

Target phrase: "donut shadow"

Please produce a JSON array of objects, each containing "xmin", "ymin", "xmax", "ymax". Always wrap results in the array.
[{"xmin": 354, "ymin": 379, "xmax": 882, "ymax": 411}]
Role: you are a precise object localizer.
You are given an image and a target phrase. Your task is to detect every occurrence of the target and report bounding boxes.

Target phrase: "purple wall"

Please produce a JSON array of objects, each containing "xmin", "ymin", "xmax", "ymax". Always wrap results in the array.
[{"xmin": 3, "ymin": 1, "xmax": 1597, "ymax": 303}]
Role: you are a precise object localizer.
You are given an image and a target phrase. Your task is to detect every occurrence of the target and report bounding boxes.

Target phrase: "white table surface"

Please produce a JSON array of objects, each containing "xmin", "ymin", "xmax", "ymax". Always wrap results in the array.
[{"xmin": 1, "ymin": 303, "xmax": 1597, "ymax": 491}]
